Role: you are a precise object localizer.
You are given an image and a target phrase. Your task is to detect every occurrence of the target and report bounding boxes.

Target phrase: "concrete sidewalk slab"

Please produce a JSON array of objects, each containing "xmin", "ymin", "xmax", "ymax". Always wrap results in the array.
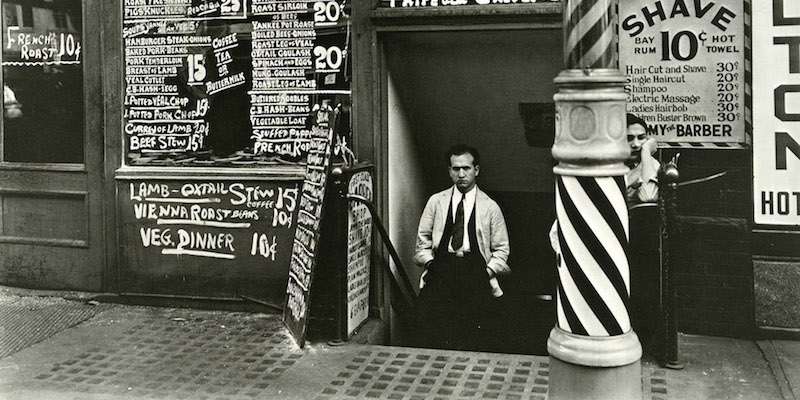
[
  {"xmin": 0, "ymin": 294, "xmax": 114, "ymax": 359},
  {"xmin": 0, "ymin": 294, "xmax": 796, "ymax": 400},
  {"xmin": 665, "ymin": 335, "xmax": 784, "ymax": 400},
  {"xmin": 771, "ymin": 340, "xmax": 800, "ymax": 399},
  {"xmin": 0, "ymin": 303, "xmax": 663, "ymax": 400},
  {"xmin": 0, "ymin": 305, "xmax": 301, "ymax": 400}
]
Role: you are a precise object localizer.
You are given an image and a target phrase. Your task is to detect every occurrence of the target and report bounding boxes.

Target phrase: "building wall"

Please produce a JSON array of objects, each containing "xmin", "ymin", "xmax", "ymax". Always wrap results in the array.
[
  {"xmin": 662, "ymin": 149, "xmax": 755, "ymax": 336},
  {"xmin": 387, "ymin": 68, "xmax": 429, "ymax": 293}
]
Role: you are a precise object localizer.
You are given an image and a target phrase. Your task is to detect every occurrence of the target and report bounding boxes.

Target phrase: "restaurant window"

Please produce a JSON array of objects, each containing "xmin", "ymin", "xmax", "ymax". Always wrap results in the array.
[
  {"xmin": 1, "ymin": 0, "xmax": 84, "ymax": 164},
  {"xmin": 53, "ymin": 11, "xmax": 68, "ymax": 30},
  {"xmin": 121, "ymin": 3, "xmax": 352, "ymax": 167}
]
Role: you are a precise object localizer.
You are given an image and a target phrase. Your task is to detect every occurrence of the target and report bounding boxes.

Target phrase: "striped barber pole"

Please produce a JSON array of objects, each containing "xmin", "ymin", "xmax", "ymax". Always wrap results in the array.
[
  {"xmin": 554, "ymin": 175, "xmax": 631, "ymax": 337},
  {"xmin": 743, "ymin": 0, "xmax": 753, "ymax": 144},
  {"xmin": 563, "ymin": 0, "xmax": 617, "ymax": 70}
]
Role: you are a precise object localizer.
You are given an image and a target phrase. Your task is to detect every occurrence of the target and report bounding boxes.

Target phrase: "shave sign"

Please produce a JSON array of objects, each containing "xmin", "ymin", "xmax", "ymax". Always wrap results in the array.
[{"xmin": 619, "ymin": 0, "xmax": 746, "ymax": 144}]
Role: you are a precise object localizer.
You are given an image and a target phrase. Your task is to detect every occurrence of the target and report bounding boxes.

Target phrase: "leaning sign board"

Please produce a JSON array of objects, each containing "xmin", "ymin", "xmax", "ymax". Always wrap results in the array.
[
  {"xmin": 752, "ymin": 1, "xmax": 800, "ymax": 226},
  {"xmin": 344, "ymin": 166, "xmax": 374, "ymax": 337},
  {"xmin": 619, "ymin": 0, "xmax": 746, "ymax": 146},
  {"xmin": 283, "ymin": 126, "xmax": 334, "ymax": 346}
]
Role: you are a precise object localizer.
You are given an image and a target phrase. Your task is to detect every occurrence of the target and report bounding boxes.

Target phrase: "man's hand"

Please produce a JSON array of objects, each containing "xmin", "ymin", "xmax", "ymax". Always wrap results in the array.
[{"xmin": 642, "ymin": 137, "xmax": 658, "ymax": 156}]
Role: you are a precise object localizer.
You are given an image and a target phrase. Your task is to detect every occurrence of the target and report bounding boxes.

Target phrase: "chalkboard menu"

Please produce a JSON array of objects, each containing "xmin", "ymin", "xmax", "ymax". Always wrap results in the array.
[
  {"xmin": 122, "ymin": 1, "xmax": 351, "ymax": 166},
  {"xmin": 345, "ymin": 167, "xmax": 373, "ymax": 337},
  {"xmin": 118, "ymin": 178, "xmax": 300, "ymax": 301},
  {"xmin": 283, "ymin": 126, "xmax": 334, "ymax": 346}
]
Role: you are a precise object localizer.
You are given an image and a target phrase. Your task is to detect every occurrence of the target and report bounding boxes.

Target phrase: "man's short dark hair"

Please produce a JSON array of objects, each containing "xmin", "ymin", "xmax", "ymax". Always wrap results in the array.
[
  {"xmin": 626, "ymin": 113, "xmax": 648, "ymax": 130},
  {"xmin": 447, "ymin": 144, "xmax": 481, "ymax": 167}
]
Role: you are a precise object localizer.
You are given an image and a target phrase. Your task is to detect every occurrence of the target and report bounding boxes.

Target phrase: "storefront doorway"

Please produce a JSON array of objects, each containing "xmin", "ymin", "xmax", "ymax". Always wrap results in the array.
[{"xmin": 384, "ymin": 28, "xmax": 562, "ymax": 354}]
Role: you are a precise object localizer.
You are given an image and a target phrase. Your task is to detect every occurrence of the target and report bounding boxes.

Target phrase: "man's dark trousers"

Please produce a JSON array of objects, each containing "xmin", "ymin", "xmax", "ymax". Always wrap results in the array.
[{"xmin": 415, "ymin": 204, "xmax": 497, "ymax": 351}]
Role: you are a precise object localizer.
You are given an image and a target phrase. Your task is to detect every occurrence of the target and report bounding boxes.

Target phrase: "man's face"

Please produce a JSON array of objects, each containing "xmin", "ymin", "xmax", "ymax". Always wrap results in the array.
[
  {"xmin": 449, "ymin": 153, "xmax": 479, "ymax": 193},
  {"xmin": 627, "ymin": 123, "xmax": 647, "ymax": 163}
]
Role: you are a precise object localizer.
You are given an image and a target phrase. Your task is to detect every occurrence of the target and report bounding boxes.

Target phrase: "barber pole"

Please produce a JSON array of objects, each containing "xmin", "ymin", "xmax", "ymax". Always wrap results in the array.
[
  {"xmin": 562, "ymin": 0, "xmax": 617, "ymax": 69},
  {"xmin": 548, "ymin": 0, "xmax": 642, "ymax": 398},
  {"xmin": 554, "ymin": 175, "xmax": 631, "ymax": 337}
]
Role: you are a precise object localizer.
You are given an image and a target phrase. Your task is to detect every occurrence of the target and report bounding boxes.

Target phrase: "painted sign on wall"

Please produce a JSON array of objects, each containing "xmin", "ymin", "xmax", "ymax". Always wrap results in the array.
[
  {"xmin": 619, "ymin": 0, "xmax": 746, "ymax": 145},
  {"xmin": 346, "ymin": 169, "xmax": 373, "ymax": 336},
  {"xmin": 118, "ymin": 178, "xmax": 300, "ymax": 300},
  {"xmin": 753, "ymin": 0, "xmax": 800, "ymax": 226}
]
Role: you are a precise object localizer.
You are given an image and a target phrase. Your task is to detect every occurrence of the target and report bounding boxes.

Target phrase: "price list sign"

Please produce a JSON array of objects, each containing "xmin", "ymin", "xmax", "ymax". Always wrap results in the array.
[
  {"xmin": 346, "ymin": 169, "xmax": 373, "ymax": 336},
  {"xmin": 619, "ymin": 0, "xmax": 745, "ymax": 145},
  {"xmin": 122, "ymin": 0, "xmax": 351, "ymax": 165},
  {"xmin": 283, "ymin": 126, "xmax": 333, "ymax": 346},
  {"xmin": 118, "ymin": 178, "xmax": 301, "ymax": 301}
]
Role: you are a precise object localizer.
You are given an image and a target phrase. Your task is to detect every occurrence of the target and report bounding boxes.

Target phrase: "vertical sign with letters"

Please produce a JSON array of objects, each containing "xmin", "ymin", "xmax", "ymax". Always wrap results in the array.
[
  {"xmin": 345, "ymin": 168, "xmax": 373, "ymax": 337},
  {"xmin": 753, "ymin": 0, "xmax": 800, "ymax": 225},
  {"xmin": 283, "ymin": 126, "xmax": 334, "ymax": 346},
  {"xmin": 619, "ymin": 0, "xmax": 746, "ymax": 144}
]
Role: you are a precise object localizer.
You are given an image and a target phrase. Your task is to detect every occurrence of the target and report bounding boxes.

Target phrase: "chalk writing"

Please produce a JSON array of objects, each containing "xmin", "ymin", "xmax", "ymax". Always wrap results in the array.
[
  {"xmin": 125, "ymin": 180, "xmax": 298, "ymax": 260},
  {"xmin": 121, "ymin": 0, "xmax": 351, "ymax": 163},
  {"xmin": 3, "ymin": 27, "xmax": 83, "ymax": 65},
  {"xmin": 283, "ymin": 126, "xmax": 333, "ymax": 346}
]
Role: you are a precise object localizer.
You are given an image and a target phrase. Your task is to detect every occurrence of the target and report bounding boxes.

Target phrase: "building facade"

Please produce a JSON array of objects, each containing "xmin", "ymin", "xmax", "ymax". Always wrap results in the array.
[{"xmin": 0, "ymin": 0, "xmax": 796, "ymax": 350}]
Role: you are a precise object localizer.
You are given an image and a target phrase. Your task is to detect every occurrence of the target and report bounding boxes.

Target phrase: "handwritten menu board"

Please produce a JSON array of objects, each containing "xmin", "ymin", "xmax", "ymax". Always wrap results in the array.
[
  {"xmin": 122, "ymin": 1, "xmax": 351, "ymax": 166},
  {"xmin": 345, "ymin": 168, "xmax": 373, "ymax": 336},
  {"xmin": 119, "ymin": 178, "xmax": 300, "ymax": 301},
  {"xmin": 283, "ymin": 126, "xmax": 334, "ymax": 346},
  {"xmin": 619, "ymin": 0, "xmax": 745, "ymax": 145}
]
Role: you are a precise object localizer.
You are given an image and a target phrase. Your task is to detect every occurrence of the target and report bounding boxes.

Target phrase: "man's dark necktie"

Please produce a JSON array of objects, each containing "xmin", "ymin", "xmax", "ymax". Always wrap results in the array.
[{"xmin": 452, "ymin": 196, "xmax": 465, "ymax": 250}]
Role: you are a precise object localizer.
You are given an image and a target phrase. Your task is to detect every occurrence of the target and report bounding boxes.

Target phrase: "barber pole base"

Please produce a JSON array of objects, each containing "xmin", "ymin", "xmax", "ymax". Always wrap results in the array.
[{"xmin": 548, "ymin": 327, "xmax": 642, "ymax": 400}]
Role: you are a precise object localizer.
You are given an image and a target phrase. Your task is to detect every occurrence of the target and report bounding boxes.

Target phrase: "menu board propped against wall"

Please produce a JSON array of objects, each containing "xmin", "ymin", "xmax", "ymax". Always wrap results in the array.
[
  {"xmin": 283, "ymin": 124, "xmax": 334, "ymax": 346},
  {"xmin": 345, "ymin": 167, "xmax": 373, "ymax": 337},
  {"xmin": 619, "ymin": 0, "xmax": 746, "ymax": 146},
  {"xmin": 122, "ymin": 1, "xmax": 351, "ymax": 166}
]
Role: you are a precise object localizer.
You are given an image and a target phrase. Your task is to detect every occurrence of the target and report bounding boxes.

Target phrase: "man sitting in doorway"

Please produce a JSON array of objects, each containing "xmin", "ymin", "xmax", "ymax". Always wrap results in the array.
[{"xmin": 413, "ymin": 144, "xmax": 511, "ymax": 351}]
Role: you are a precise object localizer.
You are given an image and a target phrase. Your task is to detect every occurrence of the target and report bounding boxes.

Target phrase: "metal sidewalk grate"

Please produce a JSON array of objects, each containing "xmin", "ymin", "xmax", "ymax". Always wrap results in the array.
[
  {"xmin": 0, "ymin": 296, "xmax": 114, "ymax": 359},
  {"xmin": 316, "ymin": 349, "xmax": 550, "ymax": 400}
]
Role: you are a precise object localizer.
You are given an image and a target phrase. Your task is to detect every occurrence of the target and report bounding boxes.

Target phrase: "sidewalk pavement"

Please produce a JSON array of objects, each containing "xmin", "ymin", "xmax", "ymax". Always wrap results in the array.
[{"xmin": 0, "ymin": 289, "xmax": 798, "ymax": 400}]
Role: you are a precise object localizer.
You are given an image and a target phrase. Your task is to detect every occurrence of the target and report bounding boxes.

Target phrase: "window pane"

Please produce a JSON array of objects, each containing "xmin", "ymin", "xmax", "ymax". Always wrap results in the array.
[{"xmin": 2, "ymin": 0, "xmax": 84, "ymax": 163}]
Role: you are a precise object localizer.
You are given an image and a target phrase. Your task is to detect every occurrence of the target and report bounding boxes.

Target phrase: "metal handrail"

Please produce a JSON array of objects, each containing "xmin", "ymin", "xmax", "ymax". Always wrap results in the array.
[{"xmin": 347, "ymin": 194, "xmax": 417, "ymax": 314}]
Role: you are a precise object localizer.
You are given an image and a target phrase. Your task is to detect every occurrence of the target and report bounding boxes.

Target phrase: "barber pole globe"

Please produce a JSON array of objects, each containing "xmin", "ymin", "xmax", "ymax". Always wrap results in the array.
[{"xmin": 563, "ymin": 0, "xmax": 617, "ymax": 70}]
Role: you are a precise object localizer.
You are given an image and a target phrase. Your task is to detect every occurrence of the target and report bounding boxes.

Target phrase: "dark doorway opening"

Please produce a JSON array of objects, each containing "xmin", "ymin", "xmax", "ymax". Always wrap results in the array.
[{"xmin": 384, "ymin": 29, "xmax": 563, "ymax": 355}]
